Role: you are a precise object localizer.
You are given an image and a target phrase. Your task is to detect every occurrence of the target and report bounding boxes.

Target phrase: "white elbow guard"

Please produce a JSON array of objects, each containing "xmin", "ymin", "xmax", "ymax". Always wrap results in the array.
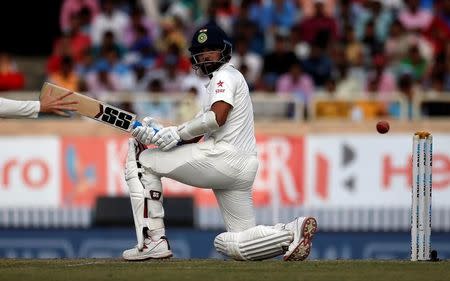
[{"xmin": 177, "ymin": 111, "xmax": 220, "ymax": 140}]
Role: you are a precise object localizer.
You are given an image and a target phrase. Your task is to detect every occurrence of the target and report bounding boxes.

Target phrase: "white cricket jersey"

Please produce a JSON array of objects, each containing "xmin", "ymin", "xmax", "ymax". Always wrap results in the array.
[
  {"xmin": 203, "ymin": 63, "xmax": 257, "ymax": 154},
  {"xmin": 0, "ymin": 98, "xmax": 40, "ymax": 118}
]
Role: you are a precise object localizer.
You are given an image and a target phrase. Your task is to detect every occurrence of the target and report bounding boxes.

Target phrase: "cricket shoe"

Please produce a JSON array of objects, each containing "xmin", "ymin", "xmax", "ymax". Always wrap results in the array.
[
  {"xmin": 123, "ymin": 236, "xmax": 173, "ymax": 261},
  {"xmin": 283, "ymin": 217, "xmax": 318, "ymax": 261}
]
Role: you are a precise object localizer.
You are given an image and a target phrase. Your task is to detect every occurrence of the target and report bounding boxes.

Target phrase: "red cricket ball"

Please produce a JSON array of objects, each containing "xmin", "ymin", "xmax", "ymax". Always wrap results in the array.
[{"xmin": 376, "ymin": 120, "xmax": 390, "ymax": 134}]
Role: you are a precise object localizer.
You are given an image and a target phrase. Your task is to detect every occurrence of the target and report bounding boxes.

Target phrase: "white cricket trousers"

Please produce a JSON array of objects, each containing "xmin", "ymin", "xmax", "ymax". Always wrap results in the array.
[{"xmin": 139, "ymin": 139, "xmax": 259, "ymax": 232}]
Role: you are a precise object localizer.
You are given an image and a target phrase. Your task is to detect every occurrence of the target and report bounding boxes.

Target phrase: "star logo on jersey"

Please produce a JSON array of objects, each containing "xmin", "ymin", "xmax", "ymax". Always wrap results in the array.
[{"xmin": 217, "ymin": 80, "xmax": 224, "ymax": 87}]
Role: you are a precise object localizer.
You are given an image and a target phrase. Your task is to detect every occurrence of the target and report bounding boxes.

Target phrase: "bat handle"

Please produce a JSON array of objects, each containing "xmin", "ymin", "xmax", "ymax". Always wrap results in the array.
[
  {"xmin": 132, "ymin": 120, "xmax": 142, "ymax": 128},
  {"xmin": 132, "ymin": 120, "xmax": 159, "ymax": 133}
]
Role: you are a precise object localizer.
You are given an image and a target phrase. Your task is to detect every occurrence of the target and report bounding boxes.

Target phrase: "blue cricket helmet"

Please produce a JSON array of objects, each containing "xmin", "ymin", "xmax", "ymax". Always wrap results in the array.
[{"xmin": 189, "ymin": 24, "xmax": 232, "ymax": 76}]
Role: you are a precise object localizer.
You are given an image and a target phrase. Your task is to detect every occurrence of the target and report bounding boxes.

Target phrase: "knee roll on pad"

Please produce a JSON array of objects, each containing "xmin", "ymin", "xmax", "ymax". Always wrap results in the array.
[{"xmin": 214, "ymin": 225, "xmax": 293, "ymax": 261}]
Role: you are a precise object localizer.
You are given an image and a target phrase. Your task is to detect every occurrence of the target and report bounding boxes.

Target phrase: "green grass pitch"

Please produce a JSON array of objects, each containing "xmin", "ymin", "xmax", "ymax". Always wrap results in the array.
[{"xmin": 0, "ymin": 259, "xmax": 449, "ymax": 281}]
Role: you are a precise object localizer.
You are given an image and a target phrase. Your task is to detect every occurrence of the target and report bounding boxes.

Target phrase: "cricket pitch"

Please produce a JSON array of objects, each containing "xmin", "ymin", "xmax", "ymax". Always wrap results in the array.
[{"xmin": 0, "ymin": 259, "xmax": 449, "ymax": 281}]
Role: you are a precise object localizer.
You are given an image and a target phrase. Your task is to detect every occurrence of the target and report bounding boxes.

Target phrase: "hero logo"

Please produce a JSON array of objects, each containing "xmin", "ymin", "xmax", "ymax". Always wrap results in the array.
[{"xmin": 1, "ymin": 158, "xmax": 50, "ymax": 189}]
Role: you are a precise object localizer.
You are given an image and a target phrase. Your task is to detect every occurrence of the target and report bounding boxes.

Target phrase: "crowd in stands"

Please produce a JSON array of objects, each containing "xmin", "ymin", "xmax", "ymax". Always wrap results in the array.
[{"xmin": 3, "ymin": 0, "xmax": 450, "ymax": 120}]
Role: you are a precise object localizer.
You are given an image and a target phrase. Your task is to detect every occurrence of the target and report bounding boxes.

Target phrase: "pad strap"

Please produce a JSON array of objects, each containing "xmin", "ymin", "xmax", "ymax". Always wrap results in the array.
[{"xmin": 177, "ymin": 111, "xmax": 220, "ymax": 140}]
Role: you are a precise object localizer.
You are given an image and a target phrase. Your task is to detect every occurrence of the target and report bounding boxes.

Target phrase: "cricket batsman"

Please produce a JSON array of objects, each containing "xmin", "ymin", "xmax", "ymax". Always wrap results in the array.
[{"xmin": 123, "ymin": 24, "xmax": 317, "ymax": 261}]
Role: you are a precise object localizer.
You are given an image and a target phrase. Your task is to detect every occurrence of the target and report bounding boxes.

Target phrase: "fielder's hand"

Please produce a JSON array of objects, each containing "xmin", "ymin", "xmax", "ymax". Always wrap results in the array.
[
  {"xmin": 40, "ymin": 91, "xmax": 78, "ymax": 116},
  {"xmin": 131, "ymin": 116, "xmax": 162, "ymax": 145},
  {"xmin": 152, "ymin": 126, "xmax": 181, "ymax": 151}
]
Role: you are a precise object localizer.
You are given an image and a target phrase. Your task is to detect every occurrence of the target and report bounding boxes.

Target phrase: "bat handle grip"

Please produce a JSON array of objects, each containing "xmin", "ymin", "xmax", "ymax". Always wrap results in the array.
[
  {"xmin": 132, "ymin": 120, "xmax": 142, "ymax": 128},
  {"xmin": 132, "ymin": 120, "xmax": 159, "ymax": 133}
]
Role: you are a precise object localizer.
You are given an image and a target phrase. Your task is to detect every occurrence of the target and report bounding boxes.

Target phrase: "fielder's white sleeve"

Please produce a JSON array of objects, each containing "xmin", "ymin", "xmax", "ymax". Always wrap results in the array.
[{"xmin": 0, "ymin": 98, "xmax": 40, "ymax": 118}]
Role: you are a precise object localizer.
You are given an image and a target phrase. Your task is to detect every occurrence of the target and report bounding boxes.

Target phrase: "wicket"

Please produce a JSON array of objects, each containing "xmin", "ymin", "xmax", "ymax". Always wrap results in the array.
[{"xmin": 411, "ymin": 131, "xmax": 432, "ymax": 261}]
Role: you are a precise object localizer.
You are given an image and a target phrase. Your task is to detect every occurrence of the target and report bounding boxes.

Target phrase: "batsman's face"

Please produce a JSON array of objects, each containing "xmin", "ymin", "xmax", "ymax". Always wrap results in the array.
[{"xmin": 197, "ymin": 49, "xmax": 221, "ymax": 63}]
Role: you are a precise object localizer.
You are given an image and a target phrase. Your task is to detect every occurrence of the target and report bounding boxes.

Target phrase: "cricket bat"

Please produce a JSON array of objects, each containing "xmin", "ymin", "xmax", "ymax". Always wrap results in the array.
[{"xmin": 40, "ymin": 82, "xmax": 144, "ymax": 131}]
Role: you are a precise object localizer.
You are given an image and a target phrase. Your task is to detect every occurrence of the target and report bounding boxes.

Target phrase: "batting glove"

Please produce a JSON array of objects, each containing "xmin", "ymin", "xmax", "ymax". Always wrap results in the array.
[
  {"xmin": 151, "ymin": 126, "xmax": 181, "ymax": 151},
  {"xmin": 142, "ymin": 116, "xmax": 163, "ymax": 131},
  {"xmin": 131, "ymin": 117, "xmax": 162, "ymax": 145},
  {"xmin": 132, "ymin": 126, "xmax": 157, "ymax": 145}
]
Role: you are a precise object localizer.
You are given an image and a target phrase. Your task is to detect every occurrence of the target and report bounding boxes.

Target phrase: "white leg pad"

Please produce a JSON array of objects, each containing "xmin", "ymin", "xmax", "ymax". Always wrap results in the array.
[
  {"xmin": 214, "ymin": 225, "xmax": 293, "ymax": 261},
  {"xmin": 127, "ymin": 177, "xmax": 164, "ymax": 250}
]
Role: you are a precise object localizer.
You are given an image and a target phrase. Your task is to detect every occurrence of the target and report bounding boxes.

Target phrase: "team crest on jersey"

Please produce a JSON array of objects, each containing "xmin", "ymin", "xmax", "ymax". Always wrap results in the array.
[{"xmin": 197, "ymin": 32, "xmax": 208, "ymax": 43}]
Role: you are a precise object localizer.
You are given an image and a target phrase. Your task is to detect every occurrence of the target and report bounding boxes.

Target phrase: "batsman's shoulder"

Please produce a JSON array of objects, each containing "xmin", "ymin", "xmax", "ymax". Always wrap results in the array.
[{"xmin": 211, "ymin": 71, "xmax": 233, "ymax": 87}]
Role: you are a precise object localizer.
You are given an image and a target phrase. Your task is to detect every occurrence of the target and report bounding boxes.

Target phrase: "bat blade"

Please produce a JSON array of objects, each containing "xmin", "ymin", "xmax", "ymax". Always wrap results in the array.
[{"xmin": 40, "ymin": 82, "xmax": 138, "ymax": 132}]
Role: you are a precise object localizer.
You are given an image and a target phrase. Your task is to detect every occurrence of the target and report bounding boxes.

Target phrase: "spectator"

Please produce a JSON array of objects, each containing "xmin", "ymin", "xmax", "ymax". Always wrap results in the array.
[
  {"xmin": 155, "ymin": 43, "xmax": 190, "ymax": 74},
  {"xmin": 123, "ymin": 6, "xmax": 159, "ymax": 49},
  {"xmin": 299, "ymin": 0, "xmax": 336, "ymax": 17},
  {"xmin": 425, "ymin": 53, "xmax": 446, "ymax": 91},
  {"xmin": 294, "ymin": 0, "xmax": 338, "ymax": 48},
  {"xmin": 177, "ymin": 86, "xmax": 202, "ymax": 122},
  {"xmin": 232, "ymin": 0, "xmax": 265, "ymax": 54},
  {"xmin": 253, "ymin": 0, "xmax": 297, "ymax": 38},
  {"xmin": 335, "ymin": 64, "xmax": 366, "ymax": 99},
  {"xmin": 365, "ymin": 54, "xmax": 397, "ymax": 98},
  {"xmin": 385, "ymin": 20, "xmax": 433, "ymax": 69},
  {"xmin": 49, "ymin": 56, "xmax": 80, "ymax": 91},
  {"xmin": 398, "ymin": 0, "xmax": 433, "ymax": 32},
  {"xmin": 155, "ymin": 16, "xmax": 187, "ymax": 53},
  {"xmin": 180, "ymin": 70, "xmax": 209, "ymax": 105},
  {"xmin": 301, "ymin": 45, "xmax": 333, "ymax": 87},
  {"xmin": 154, "ymin": 54, "xmax": 187, "ymax": 93},
  {"xmin": 85, "ymin": 60, "xmax": 122, "ymax": 95},
  {"xmin": 90, "ymin": 0, "xmax": 129, "ymax": 45},
  {"xmin": 398, "ymin": 44, "xmax": 428, "ymax": 81},
  {"xmin": 376, "ymin": 0, "xmax": 403, "ymax": 10},
  {"xmin": 165, "ymin": 0, "xmax": 198, "ymax": 27},
  {"xmin": 0, "ymin": 53, "xmax": 25, "ymax": 91},
  {"xmin": 397, "ymin": 73, "xmax": 420, "ymax": 119},
  {"xmin": 439, "ymin": 0, "xmax": 450, "ymax": 29},
  {"xmin": 353, "ymin": 0, "xmax": 393, "ymax": 42},
  {"xmin": 102, "ymin": 47, "xmax": 135, "ymax": 90},
  {"xmin": 260, "ymin": 33, "xmax": 298, "ymax": 91},
  {"xmin": 443, "ymin": 44, "xmax": 450, "ymax": 91},
  {"xmin": 128, "ymin": 24, "xmax": 153, "ymax": 53},
  {"xmin": 335, "ymin": 0, "xmax": 356, "ymax": 39},
  {"xmin": 60, "ymin": 0, "xmax": 99, "ymax": 33},
  {"xmin": 344, "ymin": 25, "xmax": 365, "ymax": 66},
  {"xmin": 46, "ymin": 35, "xmax": 74, "ymax": 74},
  {"xmin": 78, "ymin": 6, "xmax": 95, "ymax": 34},
  {"xmin": 133, "ymin": 79, "xmax": 174, "ymax": 121},
  {"xmin": 422, "ymin": 10, "xmax": 450, "ymax": 56},
  {"xmin": 361, "ymin": 20, "xmax": 384, "ymax": 56},
  {"xmin": 54, "ymin": 12, "xmax": 91, "ymax": 63},
  {"xmin": 229, "ymin": 37, "xmax": 263, "ymax": 90},
  {"xmin": 129, "ymin": 61, "xmax": 152, "ymax": 92},
  {"xmin": 75, "ymin": 48, "xmax": 95, "ymax": 79},
  {"xmin": 92, "ymin": 30, "xmax": 126, "ymax": 59},
  {"xmin": 213, "ymin": 0, "xmax": 239, "ymax": 35},
  {"xmin": 276, "ymin": 60, "xmax": 315, "ymax": 104}
]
